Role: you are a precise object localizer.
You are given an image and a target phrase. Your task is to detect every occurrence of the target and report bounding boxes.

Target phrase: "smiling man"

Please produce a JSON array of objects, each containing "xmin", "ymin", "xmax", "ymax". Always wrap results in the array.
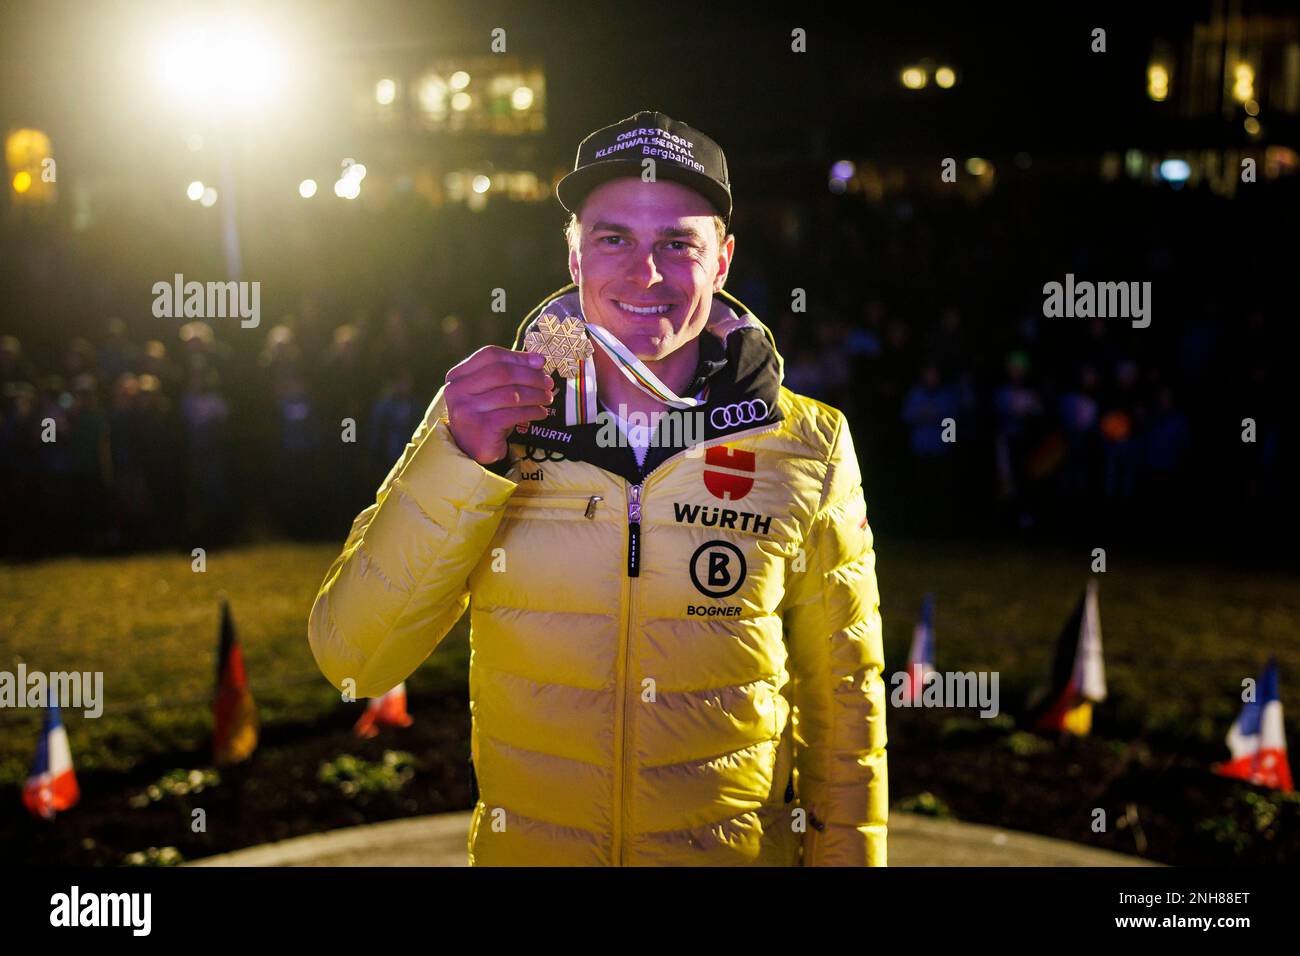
[{"xmin": 308, "ymin": 110, "xmax": 888, "ymax": 866}]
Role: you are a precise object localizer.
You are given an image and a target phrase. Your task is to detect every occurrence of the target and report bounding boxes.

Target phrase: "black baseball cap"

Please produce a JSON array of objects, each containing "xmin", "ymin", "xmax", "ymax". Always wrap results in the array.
[{"xmin": 556, "ymin": 110, "xmax": 732, "ymax": 227}]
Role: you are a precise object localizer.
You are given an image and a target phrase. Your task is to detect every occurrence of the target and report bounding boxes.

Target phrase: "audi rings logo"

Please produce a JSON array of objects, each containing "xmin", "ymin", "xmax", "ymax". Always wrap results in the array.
[
  {"xmin": 710, "ymin": 399, "xmax": 769, "ymax": 430},
  {"xmin": 521, "ymin": 446, "xmax": 567, "ymax": 463}
]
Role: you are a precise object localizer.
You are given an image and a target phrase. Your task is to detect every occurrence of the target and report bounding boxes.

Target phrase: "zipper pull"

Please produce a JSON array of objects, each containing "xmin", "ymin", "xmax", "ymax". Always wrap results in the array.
[
  {"xmin": 627, "ymin": 483, "xmax": 642, "ymax": 577},
  {"xmin": 585, "ymin": 495, "xmax": 602, "ymax": 519}
]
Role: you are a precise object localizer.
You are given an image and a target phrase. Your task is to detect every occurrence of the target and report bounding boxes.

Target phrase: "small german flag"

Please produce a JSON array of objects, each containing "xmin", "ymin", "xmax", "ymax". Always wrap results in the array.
[
  {"xmin": 213, "ymin": 599, "xmax": 258, "ymax": 765},
  {"xmin": 1029, "ymin": 579, "xmax": 1107, "ymax": 735}
]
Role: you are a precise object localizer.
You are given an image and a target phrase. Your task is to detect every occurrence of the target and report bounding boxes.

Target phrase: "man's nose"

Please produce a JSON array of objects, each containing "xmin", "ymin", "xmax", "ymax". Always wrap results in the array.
[{"xmin": 624, "ymin": 249, "xmax": 664, "ymax": 285}]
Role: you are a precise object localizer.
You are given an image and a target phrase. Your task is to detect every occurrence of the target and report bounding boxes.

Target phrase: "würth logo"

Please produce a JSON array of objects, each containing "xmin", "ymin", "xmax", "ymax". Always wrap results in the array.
[{"xmin": 703, "ymin": 446, "xmax": 754, "ymax": 501}]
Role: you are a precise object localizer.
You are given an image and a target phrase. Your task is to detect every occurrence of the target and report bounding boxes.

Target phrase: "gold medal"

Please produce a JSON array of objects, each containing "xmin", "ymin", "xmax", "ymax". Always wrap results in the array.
[{"xmin": 523, "ymin": 313, "xmax": 594, "ymax": 379}]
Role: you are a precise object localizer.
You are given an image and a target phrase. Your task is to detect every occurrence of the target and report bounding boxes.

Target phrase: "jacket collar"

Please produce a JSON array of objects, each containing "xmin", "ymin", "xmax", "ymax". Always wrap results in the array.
[{"xmin": 508, "ymin": 284, "xmax": 785, "ymax": 484}]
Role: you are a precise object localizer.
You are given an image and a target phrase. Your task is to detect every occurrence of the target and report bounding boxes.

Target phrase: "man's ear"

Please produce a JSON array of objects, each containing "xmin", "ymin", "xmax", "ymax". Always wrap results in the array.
[
  {"xmin": 568, "ymin": 242, "xmax": 579, "ymax": 286},
  {"xmin": 713, "ymin": 233, "xmax": 735, "ymax": 292}
]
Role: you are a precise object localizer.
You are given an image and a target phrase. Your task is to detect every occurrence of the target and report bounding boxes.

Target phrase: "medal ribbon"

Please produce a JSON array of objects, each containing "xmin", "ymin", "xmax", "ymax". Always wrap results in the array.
[{"xmin": 563, "ymin": 322, "xmax": 705, "ymax": 428}]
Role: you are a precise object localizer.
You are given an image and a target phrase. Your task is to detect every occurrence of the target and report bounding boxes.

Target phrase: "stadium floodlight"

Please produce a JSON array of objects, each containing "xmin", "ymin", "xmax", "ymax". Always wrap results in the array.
[{"xmin": 156, "ymin": 19, "xmax": 286, "ymax": 112}]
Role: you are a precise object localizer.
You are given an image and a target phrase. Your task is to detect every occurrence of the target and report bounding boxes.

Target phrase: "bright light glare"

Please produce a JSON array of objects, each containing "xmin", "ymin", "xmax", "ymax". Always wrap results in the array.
[
  {"xmin": 471, "ymin": 175, "xmax": 491, "ymax": 194},
  {"xmin": 334, "ymin": 177, "xmax": 360, "ymax": 199},
  {"xmin": 901, "ymin": 67, "xmax": 926, "ymax": 89},
  {"xmin": 200, "ymin": 186, "xmax": 218, "ymax": 207},
  {"xmin": 187, "ymin": 180, "xmax": 205, "ymax": 200},
  {"xmin": 935, "ymin": 67, "xmax": 956, "ymax": 88},
  {"xmin": 13, "ymin": 171, "xmax": 32, "ymax": 194},
  {"xmin": 452, "ymin": 91, "xmax": 471, "ymax": 111},
  {"xmin": 512, "ymin": 86, "xmax": 534, "ymax": 110},
  {"xmin": 449, "ymin": 70, "xmax": 470, "ymax": 90},
  {"xmin": 299, "ymin": 179, "xmax": 317, "ymax": 198},
  {"xmin": 375, "ymin": 78, "xmax": 396, "ymax": 106},
  {"xmin": 157, "ymin": 22, "xmax": 286, "ymax": 111}
]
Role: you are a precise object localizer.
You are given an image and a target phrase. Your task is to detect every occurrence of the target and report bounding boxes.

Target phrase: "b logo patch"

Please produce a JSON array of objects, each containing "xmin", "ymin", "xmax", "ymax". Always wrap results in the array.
[{"xmin": 689, "ymin": 540, "xmax": 747, "ymax": 598}]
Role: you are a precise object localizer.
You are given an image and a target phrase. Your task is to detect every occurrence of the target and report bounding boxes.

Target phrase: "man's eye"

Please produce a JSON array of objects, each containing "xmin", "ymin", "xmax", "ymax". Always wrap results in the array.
[
  {"xmin": 597, "ymin": 235, "xmax": 624, "ymax": 246},
  {"xmin": 666, "ymin": 241, "xmax": 693, "ymax": 252}
]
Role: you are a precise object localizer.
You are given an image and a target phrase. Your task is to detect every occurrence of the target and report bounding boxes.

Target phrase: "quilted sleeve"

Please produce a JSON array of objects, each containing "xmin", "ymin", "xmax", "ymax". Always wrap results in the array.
[
  {"xmin": 780, "ymin": 411, "xmax": 888, "ymax": 866},
  {"xmin": 307, "ymin": 385, "xmax": 518, "ymax": 699}
]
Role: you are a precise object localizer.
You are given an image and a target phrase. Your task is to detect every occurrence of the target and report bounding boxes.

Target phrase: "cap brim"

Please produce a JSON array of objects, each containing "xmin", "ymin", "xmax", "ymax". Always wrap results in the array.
[{"xmin": 556, "ymin": 159, "xmax": 731, "ymax": 225}]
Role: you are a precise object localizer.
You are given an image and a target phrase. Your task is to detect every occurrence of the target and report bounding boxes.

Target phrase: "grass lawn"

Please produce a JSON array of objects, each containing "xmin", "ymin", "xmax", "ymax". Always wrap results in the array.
[
  {"xmin": 0, "ymin": 542, "xmax": 468, "ymax": 788},
  {"xmin": 1, "ymin": 537, "xmax": 1297, "ymax": 865}
]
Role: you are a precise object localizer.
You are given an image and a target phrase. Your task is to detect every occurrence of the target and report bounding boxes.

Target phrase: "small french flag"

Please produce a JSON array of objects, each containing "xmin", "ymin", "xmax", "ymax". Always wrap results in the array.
[
  {"xmin": 902, "ymin": 593, "xmax": 936, "ymax": 705},
  {"xmin": 23, "ymin": 703, "xmax": 80, "ymax": 820},
  {"xmin": 1213, "ymin": 658, "xmax": 1293, "ymax": 793},
  {"xmin": 353, "ymin": 681, "xmax": 415, "ymax": 738}
]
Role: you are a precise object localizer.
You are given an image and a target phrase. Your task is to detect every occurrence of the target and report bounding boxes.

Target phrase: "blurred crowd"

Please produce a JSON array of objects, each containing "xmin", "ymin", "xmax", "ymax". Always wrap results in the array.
[
  {"xmin": 1, "ymin": 173, "xmax": 1294, "ymax": 558},
  {"xmin": 0, "ymin": 305, "xmax": 478, "ymax": 554}
]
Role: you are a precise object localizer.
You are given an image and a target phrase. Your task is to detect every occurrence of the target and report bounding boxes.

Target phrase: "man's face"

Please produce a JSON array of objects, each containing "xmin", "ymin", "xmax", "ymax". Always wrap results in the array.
[{"xmin": 568, "ymin": 177, "xmax": 734, "ymax": 363}]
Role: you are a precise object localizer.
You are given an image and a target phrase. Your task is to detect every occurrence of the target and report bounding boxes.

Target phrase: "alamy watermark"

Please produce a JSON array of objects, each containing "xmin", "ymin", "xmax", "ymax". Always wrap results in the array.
[
  {"xmin": 1042, "ymin": 273, "xmax": 1151, "ymax": 328},
  {"xmin": 890, "ymin": 669, "xmax": 1000, "ymax": 718},
  {"xmin": 0, "ymin": 665, "xmax": 103, "ymax": 718},
  {"xmin": 151, "ymin": 272, "xmax": 260, "ymax": 328},
  {"xmin": 594, "ymin": 405, "xmax": 706, "ymax": 450}
]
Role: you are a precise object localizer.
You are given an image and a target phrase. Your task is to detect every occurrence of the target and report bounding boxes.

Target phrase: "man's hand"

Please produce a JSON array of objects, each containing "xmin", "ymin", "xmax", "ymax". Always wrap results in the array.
[{"xmin": 444, "ymin": 346, "xmax": 555, "ymax": 465}]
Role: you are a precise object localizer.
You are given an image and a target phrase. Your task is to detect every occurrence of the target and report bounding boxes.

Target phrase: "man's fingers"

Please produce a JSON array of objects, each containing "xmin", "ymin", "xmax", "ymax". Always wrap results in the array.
[
  {"xmin": 446, "ymin": 346, "xmax": 545, "ymax": 384},
  {"xmin": 485, "ymin": 404, "xmax": 550, "ymax": 433},
  {"xmin": 455, "ymin": 362, "xmax": 555, "ymax": 397},
  {"xmin": 471, "ymin": 384, "xmax": 554, "ymax": 411}
]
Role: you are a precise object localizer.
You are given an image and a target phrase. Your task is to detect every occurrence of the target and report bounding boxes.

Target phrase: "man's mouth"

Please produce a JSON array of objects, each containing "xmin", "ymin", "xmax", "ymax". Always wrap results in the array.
[{"xmin": 612, "ymin": 299, "xmax": 675, "ymax": 317}]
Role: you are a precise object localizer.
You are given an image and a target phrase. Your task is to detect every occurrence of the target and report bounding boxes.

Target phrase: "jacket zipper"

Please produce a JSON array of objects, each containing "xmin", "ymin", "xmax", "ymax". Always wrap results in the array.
[
  {"xmin": 626, "ymin": 484, "xmax": 642, "ymax": 576},
  {"xmin": 609, "ymin": 419, "xmax": 782, "ymax": 865},
  {"xmin": 612, "ymin": 481, "xmax": 639, "ymax": 864}
]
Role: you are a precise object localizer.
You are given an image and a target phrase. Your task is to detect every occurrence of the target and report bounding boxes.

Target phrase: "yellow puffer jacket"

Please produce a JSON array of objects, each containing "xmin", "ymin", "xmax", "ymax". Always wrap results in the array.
[{"xmin": 307, "ymin": 284, "xmax": 887, "ymax": 866}]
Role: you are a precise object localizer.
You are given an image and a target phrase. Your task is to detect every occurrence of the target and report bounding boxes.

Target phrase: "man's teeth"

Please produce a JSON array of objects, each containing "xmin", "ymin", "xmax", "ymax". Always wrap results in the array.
[{"xmin": 617, "ymin": 301, "xmax": 672, "ymax": 314}]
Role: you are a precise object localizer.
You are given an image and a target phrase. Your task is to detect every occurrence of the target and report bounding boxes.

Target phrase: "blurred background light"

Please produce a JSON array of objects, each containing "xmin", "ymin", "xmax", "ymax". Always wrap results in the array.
[
  {"xmin": 375, "ymin": 77, "xmax": 397, "ymax": 106},
  {"xmin": 451, "ymin": 91, "xmax": 472, "ymax": 111},
  {"xmin": 935, "ymin": 66, "xmax": 956, "ymax": 88},
  {"xmin": 901, "ymin": 66, "xmax": 927, "ymax": 89},
  {"xmin": 1159, "ymin": 159, "xmax": 1190, "ymax": 181},
  {"xmin": 471, "ymin": 174, "xmax": 491, "ymax": 194},
  {"xmin": 199, "ymin": 186, "xmax": 218, "ymax": 206},
  {"xmin": 965, "ymin": 157, "xmax": 989, "ymax": 176},
  {"xmin": 449, "ymin": 70, "xmax": 470, "ymax": 90},
  {"xmin": 511, "ymin": 86, "xmax": 534, "ymax": 110},
  {"xmin": 13, "ymin": 170, "xmax": 32, "ymax": 194},
  {"xmin": 1147, "ymin": 63, "xmax": 1169, "ymax": 101},
  {"xmin": 298, "ymin": 178, "xmax": 317, "ymax": 198},
  {"xmin": 186, "ymin": 180, "xmax": 204, "ymax": 201},
  {"xmin": 1232, "ymin": 62, "xmax": 1254, "ymax": 102}
]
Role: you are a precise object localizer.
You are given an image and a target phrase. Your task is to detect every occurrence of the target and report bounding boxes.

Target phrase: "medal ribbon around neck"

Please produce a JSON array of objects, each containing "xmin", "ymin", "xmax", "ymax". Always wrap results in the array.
[
  {"xmin": 580, "ymin": 322, "xmax": 706, "ymax": 423},
  {"xmin": 522, "ymin": 305, "xmax": 706, "ymax": 427}
]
